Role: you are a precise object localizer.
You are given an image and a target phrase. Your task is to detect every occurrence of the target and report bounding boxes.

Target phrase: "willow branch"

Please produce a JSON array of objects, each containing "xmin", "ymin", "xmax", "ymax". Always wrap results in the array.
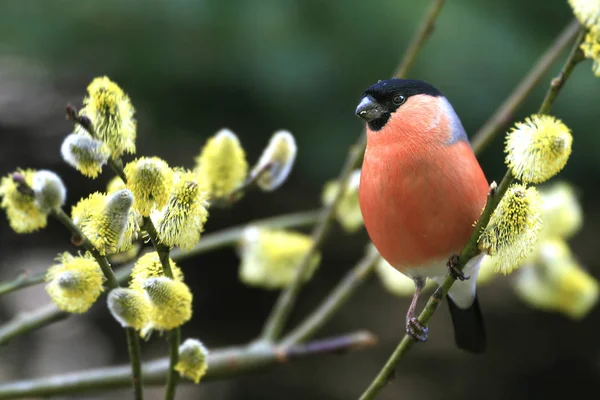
[
  {"xmin": 281, "ymin": 250, "xmax": 380, "ymax": 346},
  {"xmin": 0, "ymin": 271, "xmax": 46, "ymax": 296},
  {"xmin": 0, "ymin": 303, "xmax": 66, "ymax": 345},
  {"xmin": 0, "ymin": 331, "xmax": 376, "ymax": 399},
  {"xmin": 0, "ymin": 210, "xmax": 321, "ymax": 346},
  {"xmin": 260, "ymin": 0, "xmax": 446, "ymax": 344},
  {"xmin": 49, "ymin": 198, "xmax": 142, "ymax": 398},
  {"xmin": 358, "ymin": 23, "xmax": 587, "ymax": 400},
  {"xmin": 471, "ymin": 18, "xmax": 582, "ymax": 154}
]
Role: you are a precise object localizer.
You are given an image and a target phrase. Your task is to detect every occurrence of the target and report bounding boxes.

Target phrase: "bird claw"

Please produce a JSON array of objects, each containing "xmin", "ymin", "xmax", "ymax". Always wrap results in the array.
[
  {"xmin": 447, "ymin": 254, "xmax": 469, "ymax": 281},
  {"xmin": 406, "ymin": 316, "xmax": 428, "ymax": 342}
]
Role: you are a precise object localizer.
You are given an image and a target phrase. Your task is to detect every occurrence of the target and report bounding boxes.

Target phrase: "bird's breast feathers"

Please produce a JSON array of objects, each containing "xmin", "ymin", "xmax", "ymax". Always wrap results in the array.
[{"xmin": 359, "ymin": 99, "xmax": 488, "ymax": 274}]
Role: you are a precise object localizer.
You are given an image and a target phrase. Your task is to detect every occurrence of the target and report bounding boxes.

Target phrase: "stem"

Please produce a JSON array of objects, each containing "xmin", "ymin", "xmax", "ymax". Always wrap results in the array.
[
  {"xmin": 393, "ymin": 0, "xmax": 446, "ymax": 78},
  {"xmin": 0, "ymin": 271, "xmax": 46, "ymax": 296},
  {"xmin": 142, "ymin": 217, "xmax": 179, "ymax": 400},
  {"xmin": 281, "ymin": 251, "xmax": 380, "ymax": 346},
  {"xmin": 260, "ymin": 0, "xmax": 445, "ymax": 344},
  {"xmin": 125, "ymin": 328, "xmax": 144, "ymax": 400},
  {"xmin": 0, "ymin": 210, "xmax": 321, "ymax": 293},
  {"xmin": 358, "ymin": 24, "xmax": 587, "ymax": 400},
  {"xmin": 0, "ymin": 304, "xmax": 67, "ymax": 345},
  {"xmin": 164, "ymin": 329, "xmax": 180, "ymax": 400},
  {"xmin": 49, "ymin": 208, "xmax": 143, "ymax": 399},
  {"xmin": 471, "ymin": 19, "xmax": 582, "ymax": 154},
  {"xmin": 0, "ymin": 210, "xmax": 321, "ymax": 343},
  {"xmin": 538, "ymin": 25, "xmax": 586, "ymax": 115},
  {"xmin": 0, "ymin": 331, "xmax": 376, "ymax": 399},
  {"xmin": 50, "ymin": 208, "xmax": 119, "ymax": 289}
]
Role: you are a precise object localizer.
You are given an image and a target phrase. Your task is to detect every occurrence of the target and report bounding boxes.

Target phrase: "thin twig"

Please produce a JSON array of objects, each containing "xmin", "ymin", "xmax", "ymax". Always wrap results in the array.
[
  {"xmin": 0, "ymin": 331, "xmax": 377, "ymax": 399},
  {"xmin": 471, "ymin": 19, "xmax": 582, "ymax": 154},
  {"xmin": 260, "ymin": 0, "xmax": 446, "ymax": 344},
  {"xmin": 281, "ymin": 251, "xmax": 380, "ymax": 346},
  {"xmin": 0, "ymin": 210, "xmax": 321, "ymax": 293},
  {"xmin": 0, "ymin": 271, "xmax": 46, "ymax": 296},
  {"xmin": 358, "ymin": 23, "xmax": 587, "ymax": 400},
  {"xmin": 0, "ymin": 210, "xmax": 321, "ymax": 344}
]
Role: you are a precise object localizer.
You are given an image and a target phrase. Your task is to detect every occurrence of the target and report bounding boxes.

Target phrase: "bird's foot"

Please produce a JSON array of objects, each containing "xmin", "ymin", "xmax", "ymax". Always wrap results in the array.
[
  {"xmin": 406, "ymin": 316, "xmax": 428, "ymax": 342},
  {"xmin": 447, "ymin": 254, "xmax": 469, "ymax": 281}
]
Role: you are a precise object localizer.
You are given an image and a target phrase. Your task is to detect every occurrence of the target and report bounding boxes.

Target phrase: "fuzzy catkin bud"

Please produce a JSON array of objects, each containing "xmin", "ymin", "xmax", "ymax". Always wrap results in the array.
[
  {"xmin": 107, "ymin": 288, "xmax": 151, "ymax": 330},
  {"xmin": 322, "ymin": 169, "xmax": 363, "ymax": 233},
  {"xmin": 71, "ymin": 190, "xmax": 137, "ymax": 255},
  {"xmin": 539, "ymin": 182, "xmax": 583, "ymax": 239},
  {"xmin": 175, "ymin": 338, "xmax": 209, "ymax": 383},
  {"xmin": 515, "ymin": 248, "xmax": 599, "ymax": 320},
  {"xmin": 61, "ymin": 132, "xmax": 110, "ymax": 179},
  {"xmin": 153, "ymin": 170, "xmax": 210, "ymax": 249},
  {"xmin": 237, "ymin": 226, "xmax": 321, "ymax": 289},
  {"xmin": 478, "ymin": 184, "xmax": 543, "ymax": 275},
  {"xmin": 194, "ymin": 129, "xmax": 248, "ymax": 199},
  {"xmin": 581, "ymin": 26, "xmax": 600, "ymax": 77},
  {"xmin": 568, "ymin": 0, "xmax": 600, "ymax": 29},
  {"xmin": 143, "ymin": 277, "xmax": 193, "ymax": 330},
  {"xmin": 124, "ymin": 157, "xmax": 173, "ymax": 216},
  {"xmin": 129, "ymin": 251, "xmax": 184, "ymax": 292},
  {"xmin": 32, "ymin": 170, "xmax": 67, "ymax": 213},
  {"xmin": 505, "ymin": 115, "xmax": 572, "ymax": 184},
  {"xmin": 45, "ymin": 252, "xmax": 105, "ymax": 313},
  {"xmin": 250, "ymin": 130, "xmax": 297, "ymax": 191},
  {"xmin": 0, "ymin": 169, "xmax": 48, "ymax": 233},
  {"xmin": 81, "ymin": 76, "xmax": 136, "ymax": 158}
]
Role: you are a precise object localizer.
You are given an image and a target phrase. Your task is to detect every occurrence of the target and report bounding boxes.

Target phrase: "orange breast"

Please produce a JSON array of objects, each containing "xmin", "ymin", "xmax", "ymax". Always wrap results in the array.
[{"xmin": 358, "ymin": 98, "xmax": 489, "ymax": 272}]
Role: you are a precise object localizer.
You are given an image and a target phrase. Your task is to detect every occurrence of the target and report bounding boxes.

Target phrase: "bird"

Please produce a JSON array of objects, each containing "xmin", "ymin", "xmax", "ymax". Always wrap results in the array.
[{"xmin": 356, "ymin": 78, "xmax": 490, "ymax": 353}]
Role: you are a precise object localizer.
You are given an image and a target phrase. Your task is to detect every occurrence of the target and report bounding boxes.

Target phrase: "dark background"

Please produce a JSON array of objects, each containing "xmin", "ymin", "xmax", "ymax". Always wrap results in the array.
[{"xmin": 0, "ymin": 0, "xmax": 599, "ymax": 399}]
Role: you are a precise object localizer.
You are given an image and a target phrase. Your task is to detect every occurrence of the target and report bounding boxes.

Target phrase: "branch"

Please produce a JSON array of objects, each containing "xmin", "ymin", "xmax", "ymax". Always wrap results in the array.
[
  {"xmin": 0, "ymin": 271, "xmax": 46, "ymax": 296},
  {"xmin": 471, "ymin": 18, "xmax": 582, "ymax": 154},
  {"xmin": 0, "ymin": 210, "xmax": 321, "ymax": 294},
  {"xmin": 0, "ymin": 303, "xmax": 66, "ymax": 344},
  {"xmin": 0, "ymin": 331, "xmax": 377, "ymax": 399},
  {"xmin": 0, "ymin": 210, "xmax": 321, "ymax": 345},
  {"xmin": 281, "ymin": 250, "xmax": 380, "ymax": 346},
  {"xmin": 358, "ymin": 23, "xmax": 587, "ymax": 400},
  {"xmin": 260, "ymin": 0, "xmax": 447, "ymax": 344}
]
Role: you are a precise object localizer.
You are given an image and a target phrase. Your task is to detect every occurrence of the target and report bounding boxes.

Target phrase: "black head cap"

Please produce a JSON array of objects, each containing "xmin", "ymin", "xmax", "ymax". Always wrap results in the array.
[{"xmin": 355, "ymin": 78, "xmax": 443, "ymax": 131}]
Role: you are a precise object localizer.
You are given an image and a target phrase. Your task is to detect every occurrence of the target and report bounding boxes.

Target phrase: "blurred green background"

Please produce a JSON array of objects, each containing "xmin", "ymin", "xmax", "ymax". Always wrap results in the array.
[{"xmin": 0, "ymin": 0, "xmax": 599, "ymax": 399}]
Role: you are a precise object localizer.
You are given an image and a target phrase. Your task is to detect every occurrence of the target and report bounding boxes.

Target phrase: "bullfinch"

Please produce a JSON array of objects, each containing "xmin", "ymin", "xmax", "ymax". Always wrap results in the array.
[{"xmin": 356, "ymin": 78, "xmax": 489, "ymax": 353}]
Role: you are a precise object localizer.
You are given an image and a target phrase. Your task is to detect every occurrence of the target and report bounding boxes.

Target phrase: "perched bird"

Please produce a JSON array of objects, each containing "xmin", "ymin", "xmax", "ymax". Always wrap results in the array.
[{"xmin": 356, "ymin": 78, "xmax": 490, "ymax": 353}]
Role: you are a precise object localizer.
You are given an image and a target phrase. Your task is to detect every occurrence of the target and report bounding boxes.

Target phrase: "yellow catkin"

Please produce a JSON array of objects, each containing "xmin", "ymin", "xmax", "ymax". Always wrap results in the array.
[
  {"xmin": 72, "ymin": 190, "xmax": 136, "ymax": 255},
  {"xmin": 81, "ymin": 76, "xmax": 136, "ymax": 158},
  {"xmin": 0, "ymin": 169, "xmax": 47, "ymax": 233},
  {"xmin": 107, "ymin": 288, "xmax": 151, "ymax": 330},
  {"xmin": 129, "ymin": 251, "xmax": 184, "ymax": 292},
  {"xmin": 45, "ymin": 252, "xmax": 105, "ymax": 313},
  {"xmin": 124, "ymin": 157, "xmax": 174, "ymax": 216},
  {"xmin": 250, "ymin": 130, "xmax": 297, "ymax": 191},
  {"xmin": 237, "ymin": 226, "xmax": 321, "ymax": 289},
  {"xmin": 478, "ymin": 184, "xmax": 543, "ymax": 275},
  {"xmin": 194, "ymin": 129, "xmax": 248, "ymax": 199},
  {"xmin": 60, "ymin": 130, "xmax": 110, "ymax": 179},
  {"xmin": 568, "ymin": 0, "xmax": 600, "ymax": 29},
  {"xmin": 322, "ymin": 169, "xmax": 363, "ymax": 233},
  {"xmin": 143, "ymin": 277, "xmax": 193, "ymax": 330},
  {"xmin": 581, "ymin": 26, "xmax": 600, "ymax": 77},
  {"xmin": 505, "ymin": 115, "xmax": 572, "ymax": 184},
  {"xmin": 175, "ymin": 338, "xmax": 209, "ymax": 383},
  {"xmin": 153, "ymin": 170, "xmax": 210, "ymax": 249}
]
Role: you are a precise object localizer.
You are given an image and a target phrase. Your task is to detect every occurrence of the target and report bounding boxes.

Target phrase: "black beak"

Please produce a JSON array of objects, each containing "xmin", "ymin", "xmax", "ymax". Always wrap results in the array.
[{"xmin": 355, "ymin": 95, "xmax": 384, "ymax": 121}]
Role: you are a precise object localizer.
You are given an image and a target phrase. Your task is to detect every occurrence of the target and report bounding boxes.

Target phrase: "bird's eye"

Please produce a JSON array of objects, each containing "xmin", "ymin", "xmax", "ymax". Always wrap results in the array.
[{"xmin": 392, "ymin": 95, "xmax": 406, "ymax": 105}]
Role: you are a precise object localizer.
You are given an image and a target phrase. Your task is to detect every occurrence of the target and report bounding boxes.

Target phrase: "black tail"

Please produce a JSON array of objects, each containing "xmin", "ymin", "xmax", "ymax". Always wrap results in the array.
[{"xmin": 447, "ymin": 295, "xmax": 486, "ymax": 353}]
